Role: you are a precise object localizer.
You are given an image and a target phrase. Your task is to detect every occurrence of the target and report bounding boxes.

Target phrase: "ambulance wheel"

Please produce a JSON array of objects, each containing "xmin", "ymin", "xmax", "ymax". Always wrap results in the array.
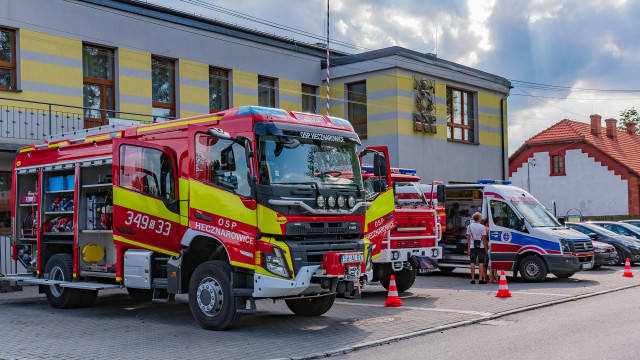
[
  {"xmin": 44, "ymin": 253, "xmax": 82, "ymax": 309},
  {"xmin": 518, "ymin": 255, "xmax": 548, "ymax": 282},
  {"xmin": 285, "ymin": 294, "xmax": 336, "ymax": 316},
  {"xmin": 554, "ymin": 273, "xmax": 575, "ymax": 279},
  {"xmin": 380, "ymin": 268, "xmax": 418, "ymax": 292},
  {"xmin": 127, "ymin": 288, "xmax": 153, "ymax": 302},
  {"xmin": 188, "ymin": 260, "xmax": 243, "ymax": 330},
  {"xmin": 438, "ymin": 266, "xmax": 455, "ymax": 274}
]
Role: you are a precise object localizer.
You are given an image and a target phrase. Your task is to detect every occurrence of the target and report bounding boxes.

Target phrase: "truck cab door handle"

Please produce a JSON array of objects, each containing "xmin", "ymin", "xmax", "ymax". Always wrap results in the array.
[
  {"xmin": 194, "ymin": 213, "xmax": 213, "ymax": 222},
  {"xmin": 117, "ymin": 227, "xmax": 136, "ymax": 235}
]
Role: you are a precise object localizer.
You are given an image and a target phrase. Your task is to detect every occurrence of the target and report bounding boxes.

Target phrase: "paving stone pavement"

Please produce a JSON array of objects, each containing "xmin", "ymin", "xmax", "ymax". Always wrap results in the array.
[{"xmin": 0, "ymin": 265, "xmax": 637, "ymax": 360}]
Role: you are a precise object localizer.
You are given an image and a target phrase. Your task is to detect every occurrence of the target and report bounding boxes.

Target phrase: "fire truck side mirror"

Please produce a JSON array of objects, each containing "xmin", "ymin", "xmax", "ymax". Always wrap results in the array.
[
  {"xmin": 209, "ymin": 128, "xmax": 232, "ymax": 140},
  {"xmin": 373, "ymin": 179, "xmax": 387, "ymax": 193},
  {"xmin": 436, "ymin": 184, "xmax": 446, "ymax": 204},
  {"xmin": 373, "ymin": 153, "xmax": 387, "ymax": 177}
]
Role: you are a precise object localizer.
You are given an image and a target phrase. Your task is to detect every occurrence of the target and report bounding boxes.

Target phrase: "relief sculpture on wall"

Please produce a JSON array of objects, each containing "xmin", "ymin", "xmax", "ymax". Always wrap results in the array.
[{"xmin": 413, "ymin": 77, "xmax": 437, "ymax": 134}]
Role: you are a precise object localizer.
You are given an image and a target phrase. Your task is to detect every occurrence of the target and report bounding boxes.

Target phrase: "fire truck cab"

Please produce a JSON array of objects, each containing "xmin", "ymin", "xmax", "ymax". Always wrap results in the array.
[
  {"xmin": 4, "ymin": 106, "xmax": 394, "ymax": 330},
  {"xmin": 361, "ymin": 166, "xmax": 444, "ymax": 292}
]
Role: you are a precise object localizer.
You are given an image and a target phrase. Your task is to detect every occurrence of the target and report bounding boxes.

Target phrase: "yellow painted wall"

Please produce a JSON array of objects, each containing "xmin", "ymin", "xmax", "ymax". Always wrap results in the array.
[
  {"xmin": 179, "ymin": 59, "xmax": 209, "ymax": 118},
  {"xmin": 278, "ymin": 78, "xmax": 301, "ymax": 112},
  {"xmin": 233, "ymin": 70, "xmax": 257, "ymax": 107},
  {"xmin": 118, "ymin": 48, "xmax": 151, "ymax": 122}
]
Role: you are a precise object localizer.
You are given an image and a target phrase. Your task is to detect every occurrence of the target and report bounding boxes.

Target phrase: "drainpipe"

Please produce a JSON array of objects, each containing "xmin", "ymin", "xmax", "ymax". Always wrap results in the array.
[{"xmin": 500, "ymin": 86, "xmax": 513, "ymax": 180}]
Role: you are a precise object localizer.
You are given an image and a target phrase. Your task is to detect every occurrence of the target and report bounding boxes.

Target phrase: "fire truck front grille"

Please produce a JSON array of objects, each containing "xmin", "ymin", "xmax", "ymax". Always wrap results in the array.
[
  {"xmin": 286, "ymin": 222, "xmax": 361, "ymax": 236},
  {"xmin": 286, "ymin": 239, "xmax": 364, "ymax": 271},
  {"xmin": 391, "ymin": 239, "xmax": 423, "ymax": 248},
  {"xmin": 569, "ymin": 240, "xmax": 593, "ymax": 253}
]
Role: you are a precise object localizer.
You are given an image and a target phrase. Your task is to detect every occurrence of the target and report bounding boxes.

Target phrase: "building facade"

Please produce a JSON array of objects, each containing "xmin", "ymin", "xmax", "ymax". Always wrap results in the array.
[
  {"xmin": 510, "ymin": 115, "xmax": 640, "ymax": 217},
  {"xmin": 0, "ymin": 0, "xmax": 511, "ymax": 229}
]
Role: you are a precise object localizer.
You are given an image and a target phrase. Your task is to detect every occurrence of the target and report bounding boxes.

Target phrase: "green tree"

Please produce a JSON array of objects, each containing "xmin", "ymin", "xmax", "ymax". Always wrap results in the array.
[{"xmin": 617, "ymin": 107, "xmax": 640, "ymax": 133}]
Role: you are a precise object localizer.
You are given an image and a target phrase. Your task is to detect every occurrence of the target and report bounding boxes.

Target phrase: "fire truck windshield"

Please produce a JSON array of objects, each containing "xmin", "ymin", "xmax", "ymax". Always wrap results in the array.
[
  {"xmin": 257, "ymin": 134, "xmax": 363, "ymax": 189},
  {"xmin": 394, "ymin": 181, "xmax": 428, "ymax": 207},
  {"xmin": 512, "ymin": 200, "xmax": 561, "ymax": 227}
]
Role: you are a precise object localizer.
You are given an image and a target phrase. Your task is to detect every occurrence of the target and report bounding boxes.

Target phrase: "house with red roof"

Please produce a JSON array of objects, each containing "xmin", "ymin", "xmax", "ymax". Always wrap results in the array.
[{"xmin": 509, "ymin": 114, "xmax": 640, "ymax": 217}]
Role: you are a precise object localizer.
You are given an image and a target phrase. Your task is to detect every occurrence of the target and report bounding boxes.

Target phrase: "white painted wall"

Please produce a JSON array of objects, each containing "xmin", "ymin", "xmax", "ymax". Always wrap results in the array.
[{"xmin": 510, "ymin": 149, "xmax": 628, "ymax": 216}]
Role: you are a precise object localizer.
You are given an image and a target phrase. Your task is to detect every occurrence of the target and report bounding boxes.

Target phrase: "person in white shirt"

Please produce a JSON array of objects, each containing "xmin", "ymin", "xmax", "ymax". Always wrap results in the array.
[{"xmin": 467, "ymin": 212, "xmax": 488, "ymax": 284}]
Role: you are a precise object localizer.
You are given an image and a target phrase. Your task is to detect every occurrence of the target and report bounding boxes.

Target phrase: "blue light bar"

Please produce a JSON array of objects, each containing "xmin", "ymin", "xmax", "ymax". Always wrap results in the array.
[
  {"xmin": 478, "ymin": 179, "xmax": 511, "ymax": 185},
  {"xmin": 362, "ymin": 166, "xmax": 374, "ymax": 172},
  {"xmin": 396, "ymin": 168, "xmax": 417, "ymax": 175},
  {"xmin": 237, "ymin": 106, "xmax": 288, "ymax": 117}
]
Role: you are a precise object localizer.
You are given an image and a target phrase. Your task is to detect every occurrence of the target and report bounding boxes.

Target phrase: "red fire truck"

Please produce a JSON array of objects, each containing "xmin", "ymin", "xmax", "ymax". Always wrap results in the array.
[
  {"xmin": 362, "ymin": 165, "xmax": 444, "ymax": 292},
  {"xmin": 2, "ymin": 106, "xmax": 394, "ymax": 330}
]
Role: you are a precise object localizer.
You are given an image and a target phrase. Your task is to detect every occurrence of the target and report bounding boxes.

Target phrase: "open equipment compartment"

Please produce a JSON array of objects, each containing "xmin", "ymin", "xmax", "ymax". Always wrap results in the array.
[
  {"xmin": 15, "ymin": 167, "xmax": 39, "ymax": 272},
  {"xmin": 77, "ymin": 158, "xmax": 115, "ymax": 278}
]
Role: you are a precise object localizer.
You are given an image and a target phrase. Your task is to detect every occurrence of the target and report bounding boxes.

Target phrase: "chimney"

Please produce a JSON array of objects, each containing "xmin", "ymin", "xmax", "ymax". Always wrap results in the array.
[
  {"xmin": 605, "ymin": 118, "xmax": 617, "ymax": 138},
  {"xmin": 590, "ymin": 114, "xmax": 602, "ymax": 136},
  {"xmin": 626, "ymin": 122, "xmax": 636, "ymax": 135}
]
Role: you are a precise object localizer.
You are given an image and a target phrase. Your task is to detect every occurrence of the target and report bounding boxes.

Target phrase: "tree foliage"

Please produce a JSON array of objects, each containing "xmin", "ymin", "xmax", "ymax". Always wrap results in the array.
[{"xmin": 617, "ymin": 107, "xmax": 640, "ymax": 133}]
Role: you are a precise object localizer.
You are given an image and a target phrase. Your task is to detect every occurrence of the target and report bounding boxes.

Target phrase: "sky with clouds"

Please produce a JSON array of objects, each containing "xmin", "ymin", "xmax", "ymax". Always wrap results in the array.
[{"xmin": 152, "ymin": 0, "xmax": 640, "ymax": 154}]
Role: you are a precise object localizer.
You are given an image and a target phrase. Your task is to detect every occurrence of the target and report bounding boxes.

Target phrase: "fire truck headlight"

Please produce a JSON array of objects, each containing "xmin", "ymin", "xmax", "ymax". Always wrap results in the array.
[
  {"xmin": 348, "ymin": 196, "xmax": 356, "ymax": 208},
  {"xmin": 391, "ymin": 251, "xmax": 400, "ymax": 260},
  {"xmin": 337, "ymin": 196, "xmax": 345, "ymax": 208},
  {"xmin": 316, "ymin": 195, "xmax": 325, "ymax": 208},
  {"xmin": 327, "ymin": 196, "xmax": 336, "ymax": 207},
  {"xmin": 264, "ymin": 247, "xmax": 289, "ymax": 278}
]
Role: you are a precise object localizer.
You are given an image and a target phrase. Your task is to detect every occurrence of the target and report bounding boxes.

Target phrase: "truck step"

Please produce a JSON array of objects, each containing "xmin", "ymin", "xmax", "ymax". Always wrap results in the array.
[
  {"xmin": 233, "ymin": 288, "xmax": 253, "ymax": 297},
  {"xmin": 152, "ymin": 278, "xmax": 168, "ymax": 289},
  {"xmin": 152, "ymin": 287, "xmax": 175, "ymax": 303},
  {"xmin": 235, "ymin": 297, "xmax": 256, "ymax": 314}
]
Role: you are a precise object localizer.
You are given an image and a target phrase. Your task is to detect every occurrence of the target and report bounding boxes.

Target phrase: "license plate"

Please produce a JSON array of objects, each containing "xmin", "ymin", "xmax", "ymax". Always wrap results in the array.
[
  {"xmin": 581, "ymin": 263, "xmax": 593, "ymax": 269},
  {"xmin": 341, "ymin": 253, "xmax": 364, "ymax": 264},
  {"xmin": 345, "ymin": 265, "xmax": 360, "ymax": 279}
]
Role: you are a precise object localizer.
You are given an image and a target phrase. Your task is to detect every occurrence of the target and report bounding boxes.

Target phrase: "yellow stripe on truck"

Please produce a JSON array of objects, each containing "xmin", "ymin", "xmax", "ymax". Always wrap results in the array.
[
  {"xmin": 113, "ymin": 187, "xmax": 179, "ymax": 222},
  {"xmin": 364, "ymin": 189, "xmax": 395, "ymax": 232},
  {"xmin": 114, "ymin": 235, "xmax": 180, "ymax": 257},
  {"xmin": 190, "ymin": 181, "xmax": 257, "ymax": 226}
]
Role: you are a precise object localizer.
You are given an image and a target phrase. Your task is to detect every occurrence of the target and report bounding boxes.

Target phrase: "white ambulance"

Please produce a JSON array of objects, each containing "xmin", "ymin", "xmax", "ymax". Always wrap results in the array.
[{"xmin": 438, "ymin": 180, "xmax": 594, "ymax": 282}]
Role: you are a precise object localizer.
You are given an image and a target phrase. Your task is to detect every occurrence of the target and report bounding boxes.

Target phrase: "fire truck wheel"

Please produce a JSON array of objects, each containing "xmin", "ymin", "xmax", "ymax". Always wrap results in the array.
[
  {"xmin": 518, "ymin": 255, "xmax": 548, "ymax": 282},
  {"xmin": 379, "ymin": 268, "xmax": 418, "ymax": 292},
  {"xmin": 188, "ymin": 260, "xmax": 243, "ymax": 330},
  {"xmin": 44, "ymin": 253, "xmax": 82, "ymax": 309},
  {"xmin": 127, "ymin": 288, "xmax": 153, "ymax": 302},
  {"xmin": 77, "ymin": 290, "xmax": 98, "ymax": 307},
  {"xmin": 285, "ymin": 294, "xmax": 336, "ymax": 316}
]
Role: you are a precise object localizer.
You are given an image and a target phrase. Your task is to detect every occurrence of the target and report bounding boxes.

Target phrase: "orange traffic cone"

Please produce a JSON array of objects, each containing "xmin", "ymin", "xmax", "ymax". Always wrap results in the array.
[
  {"xmin": 623, "ymin": 258, "xmax": 634, "ymax": 278},
  {"xmin": 495, "ymin": 270, "xmax": 512, "ymax": 298},
  {"xmin": 384, "ymin": 275, "xmax": 403, "ymax": 307}
]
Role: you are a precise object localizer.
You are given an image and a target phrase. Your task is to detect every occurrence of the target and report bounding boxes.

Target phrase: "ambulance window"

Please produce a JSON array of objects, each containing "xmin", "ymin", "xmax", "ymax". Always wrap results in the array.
[
  {"xmin": 489, "ymin": 200, "xmax": 520, "ymax": 231},
  {"xmin": 195, "ymin": 133, "xmax": 251, "ymax": 197},
  {"xmin": 119, "ymin": 145, "xmax": 175, "ymax": 200}
]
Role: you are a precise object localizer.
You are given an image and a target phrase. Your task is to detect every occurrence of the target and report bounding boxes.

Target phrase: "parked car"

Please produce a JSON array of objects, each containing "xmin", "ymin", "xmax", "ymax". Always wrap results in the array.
[
  {"xmin": 564, "ymin": 222, "xmax": 640, "ymax": 265},
  {"xmin": 620, "ymin": 219, "xmax": 640, "ymax": 228},
  {"xmin": 590, "ymin": 221, "xmax": 640, "ymax": 240},
  {"xmin": 591, "ymin": 240, "xmax": 617, "ymax": 268}
]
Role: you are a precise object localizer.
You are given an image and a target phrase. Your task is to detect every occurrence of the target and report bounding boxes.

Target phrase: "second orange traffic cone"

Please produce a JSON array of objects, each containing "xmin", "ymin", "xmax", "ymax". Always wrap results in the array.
[
  {"xmin": 384, "ymin": 275, "xmax": 403, "ymax": 307},
  {"xmin": 623, "ymin": 258, "xmax": 634, "ymax": 278},
  {"xmin": 495, "ymin": 270, "xmax": 512, "ymax": 298}
]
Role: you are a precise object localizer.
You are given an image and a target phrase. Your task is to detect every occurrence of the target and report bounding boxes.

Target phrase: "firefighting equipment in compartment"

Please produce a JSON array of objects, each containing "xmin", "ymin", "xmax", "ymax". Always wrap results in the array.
[
  {"xmin": 82, "ymin": 242, "xmax": 105, "ymax": 263},
  {"xmin": 87, "ymin": 192, "xmax": 113, "ymax": 230},
  {"xmin": 21, "ymin": 211, "xmax": 37, "ymax": 237},
  {"xmin": 43, "ymin": 216, "xmax": 74, "ymax": 233},
  {"xmin": 50, "ymin": 196, "xmax": 74, "ymax": 212}
]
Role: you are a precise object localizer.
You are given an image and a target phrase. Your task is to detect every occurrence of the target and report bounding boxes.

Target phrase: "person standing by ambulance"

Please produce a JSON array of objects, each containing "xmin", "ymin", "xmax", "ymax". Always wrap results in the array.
[{"xmin": 467, "ymin": 212, "xmax": 487, "ymax": 284}]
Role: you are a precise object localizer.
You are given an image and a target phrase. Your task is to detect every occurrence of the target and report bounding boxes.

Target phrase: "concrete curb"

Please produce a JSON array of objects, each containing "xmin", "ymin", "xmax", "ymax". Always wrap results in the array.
[{"xmin": 287, "ymin": 282, "xmax": 640, "ymax": 360}]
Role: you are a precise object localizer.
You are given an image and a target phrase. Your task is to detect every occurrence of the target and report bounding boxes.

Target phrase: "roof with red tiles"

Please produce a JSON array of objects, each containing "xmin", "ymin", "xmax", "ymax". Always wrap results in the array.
[{"xmin": 511, "ymin": 119, "xmax": 640, "ymax": 176}]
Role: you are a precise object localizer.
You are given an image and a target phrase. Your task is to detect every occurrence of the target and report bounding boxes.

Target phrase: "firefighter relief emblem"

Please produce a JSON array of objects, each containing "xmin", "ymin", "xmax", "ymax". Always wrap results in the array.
[{"xmin": 413, "ymin": 77, "xmax": 437, "ymax": 134}]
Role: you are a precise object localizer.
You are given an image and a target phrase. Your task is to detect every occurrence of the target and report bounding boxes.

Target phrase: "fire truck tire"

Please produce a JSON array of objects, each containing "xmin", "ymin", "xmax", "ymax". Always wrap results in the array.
[
  {"xmin": 77, "ymin": 290, "xmax": 98, "ymax": 307},
  {"xmin": 188, "ymin": 260, "xmax": 243, "ymax": 330},
  {"xmin": 285, "ymin": 294, "xmax": 336, "ymax": 316},
  {"xmin": 518, "ymin": 255, "xmax": 548, "ymax": 282},
  {"xmin": 379, "ymin": 268, "xmax": 418, "ymax": 292},
  {"xmin": 44, "ymin": 253, "xmax": 83, "ymax": 309},
  {"xmin": 127, "ymin": 288, "xmax": 153, "ymax": 302}
]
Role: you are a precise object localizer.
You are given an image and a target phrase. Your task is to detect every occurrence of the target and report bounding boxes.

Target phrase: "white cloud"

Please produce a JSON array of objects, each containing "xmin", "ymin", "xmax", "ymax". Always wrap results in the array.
[{"xmin": 336, "ymin": 19, "xmax": 349, "ymax": 35}]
